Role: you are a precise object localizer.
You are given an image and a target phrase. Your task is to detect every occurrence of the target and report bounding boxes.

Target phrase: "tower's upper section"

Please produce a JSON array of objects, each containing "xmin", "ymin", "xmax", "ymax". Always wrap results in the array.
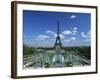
[{"xmin": 57, "ymin": 21, "xmax": 60, "ymax": 37}]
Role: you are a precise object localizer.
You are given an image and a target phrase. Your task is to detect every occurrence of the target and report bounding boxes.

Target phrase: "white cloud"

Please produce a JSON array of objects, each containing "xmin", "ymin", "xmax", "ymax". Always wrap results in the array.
[
  {"xmin": 73, "ymin": 27, "xmax": 77, "ymax": 30},
  {"xmin": 46, "ymin": 30, "xmax": 55, "ymax": 34},
  {"xmin": 81, "ymin": 30, "xmax": 91, "ymax": 42},
  {"xmin": 71, "ymin": 37, "xmax": 76, "ymax": 40},
  {"xmin": 73, "ymin": 30, "xmax": 77, "ymax": 33},
  {"xmin": 53, "ymin": 33, "xmax": 57, "ymax": 38},
  {"xmin": 81, "ymin": 31, "xmax": 90, "ymax": 38},
  {"xmin": 46, "ymin": 30, "xmax": 56, "ymax": 38},
  {"xmin": 84, "ymin": 39, "xmax": 90, "ymax": 42},
  {"xmin": 72, "ymin": 27, "xmax": 78, "ymax": 35},
  {"xmin": 81, "ymin": 32, "xmax": 87, "ymax": 38},
  {"xmin": 63, "ymin": 37, "xmax": 76, "ymax": 42},
  {"xmin": 53, "ymin": 33, "xmax": 65, "ymax": 39},
  {"xmin": 46, "ymin": 30, "xmax": 65, "ymax": 39},
  {"xmin": 60, "ymin": 34, "xmax": 65, "ymax": 39},
  {"xmin": 62, "ymin": 30, "xmax": 72, "ymax": 35},
  {"xmin": 70, "ymin": 15, "xmax": 76, "ymax": 19},
  {"xmin": 63, "ymin": 39, "xmax": 71, "ymax": 42},
  {"xmin": 72, "ymin": 30, "xmax": 77, "ymax": 35},
  {"xmin": 37, "ymin": 34, "xmax": 50, "ymax": 40},
  {"xmin": 62, "ymin": 27, "xmax": 78, "ymax": 36}
]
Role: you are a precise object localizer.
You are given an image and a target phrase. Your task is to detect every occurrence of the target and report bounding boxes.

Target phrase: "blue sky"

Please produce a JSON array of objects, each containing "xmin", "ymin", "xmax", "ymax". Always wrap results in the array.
[{"xmin": 23, "ymin": 10, "xmax": 91, "ymax": 47}]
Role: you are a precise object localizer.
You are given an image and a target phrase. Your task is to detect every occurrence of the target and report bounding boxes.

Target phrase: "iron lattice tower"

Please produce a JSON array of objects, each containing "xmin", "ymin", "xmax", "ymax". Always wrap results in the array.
[{"xmin": 54, "ymin": 21, "xmax": 62, "ymax": 48}]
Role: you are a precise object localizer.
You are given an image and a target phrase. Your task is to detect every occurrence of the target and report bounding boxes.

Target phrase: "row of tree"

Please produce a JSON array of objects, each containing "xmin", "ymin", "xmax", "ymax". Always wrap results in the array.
[{"xmin": 23, "ymin": 45, "xmax": 91, "ymax": 59}]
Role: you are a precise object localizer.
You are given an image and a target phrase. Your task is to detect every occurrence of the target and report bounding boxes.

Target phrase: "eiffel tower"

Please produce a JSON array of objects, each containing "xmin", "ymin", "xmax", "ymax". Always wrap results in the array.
[
  {"xmin": 54, "ymin": 21, "xmax": 62, "ymax": 48},
  {"xmin": 52, "ymin": 21, "xmax": 64, "ymax": 66}
]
